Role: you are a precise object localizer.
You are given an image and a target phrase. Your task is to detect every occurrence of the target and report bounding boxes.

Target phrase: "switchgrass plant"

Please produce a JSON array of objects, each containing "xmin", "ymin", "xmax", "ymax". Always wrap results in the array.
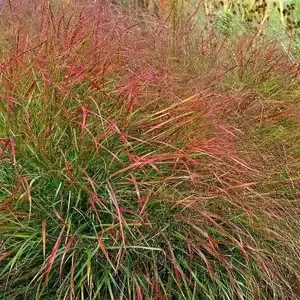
[{"xmin": 0, "ymin": 1, "xmax": 300, "ymax": 299}]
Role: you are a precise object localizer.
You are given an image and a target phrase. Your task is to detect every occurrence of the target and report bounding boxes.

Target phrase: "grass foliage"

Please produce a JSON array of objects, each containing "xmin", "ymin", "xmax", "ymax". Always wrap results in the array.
[{"xmin": 0, "ymin": 0, "xmax": 300, "ymax": 299}]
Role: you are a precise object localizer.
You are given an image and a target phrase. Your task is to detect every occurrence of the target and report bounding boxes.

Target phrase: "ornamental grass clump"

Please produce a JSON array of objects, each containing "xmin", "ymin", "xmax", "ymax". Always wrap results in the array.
[{"xmin": 0, "ymin": 1, "xmax": 299, "ymax": 299}]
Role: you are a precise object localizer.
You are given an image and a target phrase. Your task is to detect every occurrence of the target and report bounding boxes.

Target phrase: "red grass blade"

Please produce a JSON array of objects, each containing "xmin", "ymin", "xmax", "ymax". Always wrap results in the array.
[
  {"xmin": 42, "ymin": 219, "xmax": 46, "ymax": 259},
  {"xmin": 44, "ymin": 226, "xmax": 65, "ymax": 285}
]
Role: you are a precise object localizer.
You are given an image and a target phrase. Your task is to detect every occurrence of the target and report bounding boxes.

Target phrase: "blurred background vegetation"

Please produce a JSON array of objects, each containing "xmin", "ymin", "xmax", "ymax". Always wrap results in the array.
[{"xmin": 114, "ymin": 0, "xmax": 300, "ymax": 57}]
